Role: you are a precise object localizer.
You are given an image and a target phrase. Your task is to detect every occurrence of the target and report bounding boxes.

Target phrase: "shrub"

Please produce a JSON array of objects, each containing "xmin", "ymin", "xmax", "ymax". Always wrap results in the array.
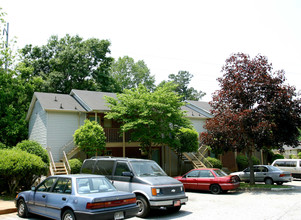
[
  {"xmin": 15, "ymin": 140, "xmax": 49, "ymax": 164},
  {"xmin": 206, "ymin": 157, "xmax": 222, "ymax": 169},
  {"xmin": 272, "ymin": 153, "xmax": 284, "ymax": 162},
  {"xmin": 0, "ymin": 142, "xmax": 7, "ymax": 149},
  {"xmin": 236, "ymin": 154, "xmax": 249, "ymax": 170},
  {"xmin": 298, "ymin": 152, "xmax": 301, "ymax": 159},
  {"xmin": 0, "ymin": 149, "xmax": 47, "ymax": 194},
  {"xmin": 252, "ymin": 156, "xmax": 260, "ymax": 165},
  {"xmin": 289, "ymin": 154, "xmax": 298, "ymax": 159},
  {"xmin": 69, "ymin": 158, "xmax": 82, "ymax": 174}
]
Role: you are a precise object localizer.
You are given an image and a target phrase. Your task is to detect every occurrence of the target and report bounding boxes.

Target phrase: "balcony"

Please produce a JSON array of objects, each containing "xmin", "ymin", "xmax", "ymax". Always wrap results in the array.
[{"xmin": 104, "ymin": 128, "xmax": 133, "ymax": 142}]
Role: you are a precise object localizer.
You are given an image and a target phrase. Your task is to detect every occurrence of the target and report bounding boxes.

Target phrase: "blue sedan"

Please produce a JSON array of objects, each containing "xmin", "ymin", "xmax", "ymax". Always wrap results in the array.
[{"xmin": 15, "ymin": 174, "xmax": 139, "ymax": 220}]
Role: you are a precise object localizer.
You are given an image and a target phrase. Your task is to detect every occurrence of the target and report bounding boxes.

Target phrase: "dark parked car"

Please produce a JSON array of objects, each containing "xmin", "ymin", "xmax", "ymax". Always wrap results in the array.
[
  {"xmin": 231, "ymin": 165, "xmax": 293, "ymax": 185},
  {"xmin": 15, "ymin": 174, "xmax": 139, "ymax": 220},
  {"xmin": 174, "ymin": 168, "xmax": 240, "ymax": 194}
]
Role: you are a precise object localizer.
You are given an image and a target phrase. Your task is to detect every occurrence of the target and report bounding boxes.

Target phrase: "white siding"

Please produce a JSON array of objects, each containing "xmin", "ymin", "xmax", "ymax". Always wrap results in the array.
[
  {"xmin": 47, "ymin": 111, "xmax": 86, "ymax": 161},
  {"xmin": 190, "ymin": 118, "xmax": 207, "ymax": 134},
  {"xmin": 28, "ymin": 100, "xmax": 47, "ymax": 148}
]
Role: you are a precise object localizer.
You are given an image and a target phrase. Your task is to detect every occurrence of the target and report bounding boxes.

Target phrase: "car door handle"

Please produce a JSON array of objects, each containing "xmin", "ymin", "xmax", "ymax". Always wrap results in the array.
[
  {"xmin": 62, "ymin": 197, "xmax": 66, "ymax": 201},
  {"xmin": 42, "ymin": 195, "xmax": 46, "ymax": 198}
]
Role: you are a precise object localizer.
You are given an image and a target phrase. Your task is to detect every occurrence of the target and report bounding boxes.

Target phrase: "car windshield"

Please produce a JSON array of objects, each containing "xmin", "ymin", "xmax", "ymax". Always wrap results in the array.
[
  {"xmin": 213, "ymin": 169, "xmax": 228, "ymax": 177},
  {"xmin": 77, "ymin": 177, "xmax": 116, "ymax": 194},
  {"xmin": 130, "ymin": 161, "xmax": 167, "ymax": 177}
]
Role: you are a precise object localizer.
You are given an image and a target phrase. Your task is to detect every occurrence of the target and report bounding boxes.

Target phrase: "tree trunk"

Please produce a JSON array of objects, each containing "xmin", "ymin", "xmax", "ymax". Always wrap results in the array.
[
  {"xmin": 177, "ymin": 152, "xmax": 182, "ymax": 176},
  {"xmin": 247, "ymin": 149, "xmax": 255, "ymax": 185}
]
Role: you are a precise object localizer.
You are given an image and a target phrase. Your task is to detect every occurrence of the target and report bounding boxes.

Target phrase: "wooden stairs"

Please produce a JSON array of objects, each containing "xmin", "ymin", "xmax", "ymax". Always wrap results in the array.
[
  {"xmin": 47, "ymin": 149, "xmax": 71, "ymax": 176},
  {"xmin": 182, "ymin": 146, "xmax": 213, "ymax": 169}
]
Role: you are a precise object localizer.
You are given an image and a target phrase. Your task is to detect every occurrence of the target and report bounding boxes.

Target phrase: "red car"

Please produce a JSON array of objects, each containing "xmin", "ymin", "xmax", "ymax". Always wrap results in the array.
[{"xmin": 174, "ymin": 168, "xmax": 240, "ymax": 194}]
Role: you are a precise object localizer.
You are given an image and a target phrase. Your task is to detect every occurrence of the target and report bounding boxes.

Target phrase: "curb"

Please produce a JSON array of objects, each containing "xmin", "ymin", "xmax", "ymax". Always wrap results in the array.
[
  {"xmin": 237, "ymin": 186, "xmax": 294, "ymax": 192},
  {"xmin": 0, "ymin": 208, "xmax": 17, "ymax": 215}
]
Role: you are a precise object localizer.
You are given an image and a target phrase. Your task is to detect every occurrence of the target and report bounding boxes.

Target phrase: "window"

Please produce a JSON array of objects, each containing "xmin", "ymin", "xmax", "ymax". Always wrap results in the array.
[
  {"xmin": 77, "ymin": 177, "xmax": 116, "ymax": 194},
  {"xmin": 186, "ymin": 170, "xmax": 199, "ymax": 178},
  {"xmin": 36, "ymin": 178, "xmax": 57, "ymax": 192},
  {"xmin": 114, "ymin": 162, "xmax": 131, "ymax": 176},
  {"xmin": 53, "ymin": 178, "xmax": 72, "ymax": 194},
  {"xmin": 199, "ymin": 170, "xmax": 214, "ymax": 178},
  {"xmin": 104, "ymin": 119, "xmax": 112, "ymax": 128},
  {"xmin": 81, "ymin": 160, "xmax": 96, "ymax": 174},
  {"xmin": 94, "ymin": 160, "xmax": 114, "ymax": 175}
]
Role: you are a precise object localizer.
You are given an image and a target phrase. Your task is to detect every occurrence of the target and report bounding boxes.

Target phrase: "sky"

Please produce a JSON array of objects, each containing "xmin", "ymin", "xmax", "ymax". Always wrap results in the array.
[{"xmin": 1, "ymin": 0, "xmax": 301, "ymax": 101}]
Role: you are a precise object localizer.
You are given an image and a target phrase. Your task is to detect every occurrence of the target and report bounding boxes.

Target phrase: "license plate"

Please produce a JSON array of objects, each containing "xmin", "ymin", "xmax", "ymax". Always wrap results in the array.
[
  {"xmin": 114, "ymin": 211, "xmax": 124, "ymax": 220},
  {"xmin": 174, "ymin": 200, "xmax": 181, "ymax": 206}
]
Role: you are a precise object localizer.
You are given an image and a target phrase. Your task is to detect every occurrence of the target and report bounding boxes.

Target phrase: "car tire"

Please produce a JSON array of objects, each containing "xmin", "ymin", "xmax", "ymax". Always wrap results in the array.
[
  {"xmin": 136, "ymin": 195, "xmax": 150, "ymax": 218},
  {"xmin": 210, "ymin": 184, "xmax": 221, "ymax": 194},
  {"xmin": 62, "ymin": 209, "xmax": 76, "ymax": 220},
  {"xmin": 17, "ymin": 199, "xmax": 29, "ymax": 218},
  {"xmin": 264, "ymin": 178, "xmax": 274, "ymax": 185}
]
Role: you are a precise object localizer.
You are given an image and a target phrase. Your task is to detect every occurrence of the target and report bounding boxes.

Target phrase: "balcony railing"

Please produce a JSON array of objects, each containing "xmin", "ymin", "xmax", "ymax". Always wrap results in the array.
[{"xmin": 104, "ymin": 128, "xmax": 133, "ymax": 142}]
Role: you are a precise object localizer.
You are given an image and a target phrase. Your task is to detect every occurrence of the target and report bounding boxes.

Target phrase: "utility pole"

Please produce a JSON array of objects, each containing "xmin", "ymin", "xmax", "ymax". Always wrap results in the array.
[{"xmin": 3, "ymin": 22, "xmax": 9, "ymax": 72}]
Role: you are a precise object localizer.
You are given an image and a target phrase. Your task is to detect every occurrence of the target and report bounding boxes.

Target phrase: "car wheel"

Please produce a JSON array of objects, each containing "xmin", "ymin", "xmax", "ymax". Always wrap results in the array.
[
  {"xmin": 276, "ymin": 182, "xmax": 283, "ymax": 185},
  {"xmin": 17, "ymin": 199, "xmax": 29, "ymax": 218},
  {"xmin": 265, "ymin": 178, "xmax": 273, "ymax": 185},
  {"xmin": 62, "ymin": 209, "xmax": 76, "ymax": 220},
  {"xmin": 210, "ymin": 184, "xmax": 221, "ymax": 194},
  {"xmin": 136, "ymin": 195, "xmax": 150, "ymax": 218}
]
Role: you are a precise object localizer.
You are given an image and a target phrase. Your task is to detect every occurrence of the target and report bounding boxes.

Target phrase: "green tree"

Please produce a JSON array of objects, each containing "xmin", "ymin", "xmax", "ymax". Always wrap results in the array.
[
  {"xmin": 200, "ymin": 53, "xmax": 301, "ymax": 185},
  {"xmin": 173, "ymin": 127, "xmax": 199, "ymax": 174},
  {"xmin": 110, "ymin": 56, "xmax": 155, "ymax": 92},
  {"xmin": 19, "ymin": 34, "xmax": 115, "ymax": 94},
  {"xmin": 0, "ymin": 9, "xmax": 42, "ymax": 146},
  {"xmin": 73, "ymin": 119, "xmax": 106, "ymax": 157},
  {"xmin": 160, "ymin": 70, "xmax": 205, "ymax": 101},
  {"xmin": 105, "ymin": 83, "xmax": 191, "ymax": 159}
]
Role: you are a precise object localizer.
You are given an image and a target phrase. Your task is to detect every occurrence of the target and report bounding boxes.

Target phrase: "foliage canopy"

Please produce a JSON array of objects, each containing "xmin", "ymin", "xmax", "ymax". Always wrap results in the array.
[
  {"xmin": 200, "ymin": 53, "xmax": 301, "ymax": 184},
  {"xmin": 105, "ymin": 83, "xmax": 191, "ymax": 159},
  {"xmin": 73, "ymin": 119, "xmax": 106, "ymax": 157}
]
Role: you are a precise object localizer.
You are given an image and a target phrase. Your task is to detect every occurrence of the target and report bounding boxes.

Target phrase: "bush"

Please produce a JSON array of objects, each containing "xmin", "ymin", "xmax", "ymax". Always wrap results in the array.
[
  {"xmin": 298, "ymin": 152, "xmax": 301, "ymax": 159},
  {"xmin": 236, "ymin": 154, "xmax": 260, "ymax": 170},
  {"xmin": 272, "ymin": 153, "xmax": 284, "ymax": 162},
  {"xmin": 15, "ymin": 140, "xmax": 49, "ymax": 164},
  {"xmin": 0, "ymin": 149, "xmax": 47, "ymax": 195},
  {"xmin": 69, "ymin": 159, "xmax": 82, "ymax": 174},
  {"xmin": 0, "ymin": 142, "xmax": 7, "ymax": 149},
  {"xmin": 206, "ymin": 157, "xmax": 222, "ymax": 169}
]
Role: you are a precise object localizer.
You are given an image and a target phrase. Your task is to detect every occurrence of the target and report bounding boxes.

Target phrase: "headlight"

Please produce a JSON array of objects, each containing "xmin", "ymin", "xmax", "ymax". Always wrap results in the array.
[{"xmin": 151, "ymin": 188, "xmax": 161, "ymax": 196}]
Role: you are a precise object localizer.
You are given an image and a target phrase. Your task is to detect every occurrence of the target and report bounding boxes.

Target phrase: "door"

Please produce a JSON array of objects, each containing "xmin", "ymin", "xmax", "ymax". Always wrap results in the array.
[
  {"xmin": 183, "ymin": 170, "xmax": 200, "ymax": 190},
  {"xmin": 197, "ymin": 170, "xmax": 215, "ymax": 190},
  {"xmin": 112, "ymin": 161, "xmax": 132, "ymax": 192},
  {"xmin": 46, "ymin": 178, "xmax": 72, "ymax": 219},
  {"xmin": 254, "ymin": 166, "xmax": 267, "ymax": 182},
  {"xmin": 29, "ymin": 177, "xmax": 57, "ymax": 216}
]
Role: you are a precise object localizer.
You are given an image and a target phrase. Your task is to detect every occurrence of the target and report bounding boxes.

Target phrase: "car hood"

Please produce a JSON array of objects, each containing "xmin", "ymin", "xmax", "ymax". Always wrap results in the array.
[
  {"xmin": 138, "ymin": 176, "xmax": 183, "ymax": 186},
  {"xmin": 230, "ymin": 171, "xmax": 243, "ymax": 176}
]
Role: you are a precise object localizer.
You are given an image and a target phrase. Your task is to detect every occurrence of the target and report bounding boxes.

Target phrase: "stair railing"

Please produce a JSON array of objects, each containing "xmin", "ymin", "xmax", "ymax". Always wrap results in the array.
[
  {"xmin": 47, "ymin": 148, "xmax": 56, "ymax": 175},
  {"xmin": 63, "ymin": 151, "xmax": 71, "ymax": 174}
]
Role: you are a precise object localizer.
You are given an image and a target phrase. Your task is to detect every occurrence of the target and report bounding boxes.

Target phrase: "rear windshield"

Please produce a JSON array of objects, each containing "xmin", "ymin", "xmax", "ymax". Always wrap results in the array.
[
  {"xmin": 130, "ymin": 161, "xmax": 167, "ymax": 177},
  {"xmin": 77, "ymin": 177, "xmax": 116, "ymax": 194},
  {"xmin": 213, "ymin": 169, "xmax": 228, "ymax": 177}
]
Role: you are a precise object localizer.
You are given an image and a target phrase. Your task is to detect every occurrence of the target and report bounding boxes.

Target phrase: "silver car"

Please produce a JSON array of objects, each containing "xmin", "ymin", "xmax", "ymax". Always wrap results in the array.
[{"xmin": 231, "ymin": 165, "xmax": 293, "ymax": 185}]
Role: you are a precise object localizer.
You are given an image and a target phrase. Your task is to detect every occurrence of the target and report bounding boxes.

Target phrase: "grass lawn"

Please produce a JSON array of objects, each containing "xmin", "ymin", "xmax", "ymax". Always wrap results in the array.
[{"xmin": 239, "ymin": 182, "xmax": 290, "ymax": 189}]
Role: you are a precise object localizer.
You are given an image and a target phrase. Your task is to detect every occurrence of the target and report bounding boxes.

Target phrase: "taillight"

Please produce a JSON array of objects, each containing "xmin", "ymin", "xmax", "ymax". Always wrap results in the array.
[
  {"xmin": 86, "ymin": 197, "xmax": 136, "ymax": 209},
  {"xmin": 279, "ymin": 174, "xmax": 285, "ymax": 177}
]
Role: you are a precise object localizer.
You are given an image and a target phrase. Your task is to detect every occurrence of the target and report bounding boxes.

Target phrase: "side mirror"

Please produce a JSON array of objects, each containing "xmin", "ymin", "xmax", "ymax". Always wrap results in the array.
[
  {"xmin": 122, "ymin": 171, "xmax": 133, "ymax": 177},
  {"xmin": 31, "ymin": 186, "xmax": 36, "ymax": 191}
]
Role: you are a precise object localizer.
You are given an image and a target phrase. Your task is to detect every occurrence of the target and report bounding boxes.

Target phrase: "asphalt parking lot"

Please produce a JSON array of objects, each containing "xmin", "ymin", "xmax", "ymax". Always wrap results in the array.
[{"xmin": 2, "ymin": 180, "xmax": 301, "ymax": 220}]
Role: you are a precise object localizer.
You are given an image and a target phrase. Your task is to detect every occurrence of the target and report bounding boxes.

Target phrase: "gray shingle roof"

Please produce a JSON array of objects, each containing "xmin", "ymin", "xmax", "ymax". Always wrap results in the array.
[{"xmin": 70, "ymin": 89, "xmax": 117, "ymax": 112}]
